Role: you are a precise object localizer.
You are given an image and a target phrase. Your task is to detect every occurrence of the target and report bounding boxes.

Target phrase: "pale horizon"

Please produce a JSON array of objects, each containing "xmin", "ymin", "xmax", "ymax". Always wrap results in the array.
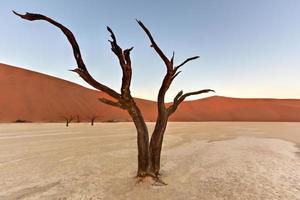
[{"xmin": 0, "ymin": 0, "xmax": 299, "ymax": 101}]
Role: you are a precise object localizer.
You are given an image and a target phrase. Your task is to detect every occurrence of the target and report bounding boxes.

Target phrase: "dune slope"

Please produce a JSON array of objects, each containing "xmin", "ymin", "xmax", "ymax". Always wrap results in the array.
[{"xmin": 1, "ymin": 63, "xmax": 300, "ymax": 122}]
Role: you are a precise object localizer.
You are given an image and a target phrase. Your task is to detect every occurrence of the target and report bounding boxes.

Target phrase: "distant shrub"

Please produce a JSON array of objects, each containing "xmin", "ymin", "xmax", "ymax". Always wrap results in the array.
[
  {"xmin": 106, "ymin": 119, "xmax": 120, "ymax": 123},
  {"xmin": 15, "ymin": 119, "xmax": 31, "ymax": 123}
]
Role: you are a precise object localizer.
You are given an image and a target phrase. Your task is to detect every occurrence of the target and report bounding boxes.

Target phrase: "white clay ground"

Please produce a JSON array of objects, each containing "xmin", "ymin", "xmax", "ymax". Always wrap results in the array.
[{"xmin": 0, "ymin": 122, "xmax": 299, "ymax": 200}]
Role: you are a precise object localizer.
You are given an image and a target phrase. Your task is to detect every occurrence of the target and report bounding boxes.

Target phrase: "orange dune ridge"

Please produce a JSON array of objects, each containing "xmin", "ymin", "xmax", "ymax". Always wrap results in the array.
[{"xmin": 1, "ymin": 63, "xmax": 300, "ymax": 122}]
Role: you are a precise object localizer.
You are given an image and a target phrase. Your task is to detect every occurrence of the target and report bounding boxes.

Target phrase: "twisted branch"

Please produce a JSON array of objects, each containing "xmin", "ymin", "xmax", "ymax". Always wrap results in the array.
[{"xmin": 14, "ymin": 11, "xmax": 121, "ymax": 100}]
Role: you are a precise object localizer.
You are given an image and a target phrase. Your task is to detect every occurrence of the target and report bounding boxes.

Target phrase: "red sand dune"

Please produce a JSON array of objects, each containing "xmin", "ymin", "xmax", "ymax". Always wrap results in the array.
[{"xmin": 1, "ymin": 63, "xmax": 300, "ymax": 122}]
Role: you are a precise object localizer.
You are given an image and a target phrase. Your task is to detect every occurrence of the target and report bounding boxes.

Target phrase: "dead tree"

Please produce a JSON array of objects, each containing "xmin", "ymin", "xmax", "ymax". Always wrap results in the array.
[
  {"xmin": 89, "ymin": 115, "xmax": 97, "ymax": 126},
  {"xmin": 63, "ymin": 115, "xmax": 74, "ymax": 127},
  {"xmin": 14, "ymin": 11, "xmax": 214, "ymax": 179}
]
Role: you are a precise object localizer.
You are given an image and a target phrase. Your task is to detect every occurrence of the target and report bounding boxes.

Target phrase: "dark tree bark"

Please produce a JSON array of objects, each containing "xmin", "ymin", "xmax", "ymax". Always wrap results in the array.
[
  {"xmin": 89, "ymin": 115, "xmax": 97, "ymax": 126},
  {"xmin": 63, "ymin": 115, "xmax": 74, "ymax": 127},
  {"xmin": 14, "ymin": 11, "xmax": 214, "ymax": 179},
  {"xmin": 136, "ymin": 20, "xmax": 214, "ymax": 176}
]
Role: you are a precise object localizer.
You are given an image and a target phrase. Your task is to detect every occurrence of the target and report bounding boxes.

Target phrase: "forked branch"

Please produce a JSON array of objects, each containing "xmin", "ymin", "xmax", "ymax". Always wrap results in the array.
[
  {"xmin": 168, "ymin": 89, "xmax": 215, "ymax": 115},
  {"xmin": 137, "ymin": 20, "xmax": 212, "ymax": 114},
  {"xmin": 107, "ymin": 26, "xmax": 134, "ymax": 98}
]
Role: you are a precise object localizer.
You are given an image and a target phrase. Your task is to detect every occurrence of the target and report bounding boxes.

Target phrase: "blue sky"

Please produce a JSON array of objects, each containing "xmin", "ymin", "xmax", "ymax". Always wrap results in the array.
[{"xmin": 0, "ymin": 0, "xmax": 299, "ymax": 101}]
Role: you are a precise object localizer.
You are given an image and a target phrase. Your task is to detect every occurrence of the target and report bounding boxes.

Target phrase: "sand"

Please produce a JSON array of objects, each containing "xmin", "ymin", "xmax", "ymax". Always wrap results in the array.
[
  {"xmin": 0, "ymin": 122, "xmax": 299, "ymax": 200},
  {"xmin": 2, "ymin": 63, "xmax": 300, "ymax": 123}
]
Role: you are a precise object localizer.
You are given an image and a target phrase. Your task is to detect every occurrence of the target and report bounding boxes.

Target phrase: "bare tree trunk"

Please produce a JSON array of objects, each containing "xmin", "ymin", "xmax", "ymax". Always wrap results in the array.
[
  {"xmin": 149, "ymin": 114, "xmax": 168, "ymax": 175},
  {"xmin": 89, "ymin": 115, "xmax": 97, "ymax": 126},
  {"xmin": 127, "ymin": 101, "xmax": 150, "ymax": 176}
]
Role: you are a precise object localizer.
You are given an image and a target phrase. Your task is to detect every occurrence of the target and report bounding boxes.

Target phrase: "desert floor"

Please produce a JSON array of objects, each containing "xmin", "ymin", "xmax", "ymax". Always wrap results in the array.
[{"xmin": 0, "ymin": 122, "xmax": 299, "ymax": 200}]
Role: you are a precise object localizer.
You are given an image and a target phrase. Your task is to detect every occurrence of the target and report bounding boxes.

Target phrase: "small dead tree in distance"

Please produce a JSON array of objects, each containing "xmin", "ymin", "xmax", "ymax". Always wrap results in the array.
[
  {"xmin": 63, "ymin": 115, "xmax": 74, "ymax": 127},
  {"xmin": 89, "ymin": 115, "xmax": 97, "ymax": 126},
  {"xmin": 14, "ymin": 11, "xmax": 214, "ymax": 180}
]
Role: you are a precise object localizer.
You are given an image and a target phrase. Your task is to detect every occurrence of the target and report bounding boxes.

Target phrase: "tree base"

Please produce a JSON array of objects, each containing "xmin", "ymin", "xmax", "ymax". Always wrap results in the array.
[{"xmin": 136, "ymin": 173, "xmax": 167, "ymax": 186}]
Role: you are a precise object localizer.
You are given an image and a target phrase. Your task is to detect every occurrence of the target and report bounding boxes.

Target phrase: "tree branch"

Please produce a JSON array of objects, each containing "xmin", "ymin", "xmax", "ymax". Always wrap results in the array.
[
  {"xmin": 99, "ymin": 98, "xmax": 127, "ymax": 109},
  {"xmin": 136, "ymin": 20, "xmax": 172, "ymax": 71},
  {"xmin": 170, "ymin": 51, "xmax": 175, "ymax": 65},
  {"xmin": 171, "ymin": 71, "xmax": 182, "ymax": 82},
  {"xmin": 107, "ymin": 26, "xmax": 124, "ymax": 63},
  {"xmin": 137, "ymin": 19, "xmax": 176, "ymax": 114},
  {"xmin": 173, "ymin": 90, "xmax": 183, "ymax": 102},
  {"xmin": 69, "ymin": 68, "xmax": 121, "ymax": 99},
  {"xmin": 174, "ymin": 56, "xmax": 199, "ymax": 72},
  {"xmin": 167, "ymin": 89, "xmax": 215, "ymax": 115},
  {"xmin": 124, "ymin": 47, "xmax": 134, "ymax": 66},
  {"xmin": 13, "ymin": 11, "xmax": 87, "ymax": 71},
  {"xmin": 14, "ymin": 11, "xmax": 122, "ymax": 100},
  {"xmin": 107, "ymin": 26, "xmax": 133, "ymax": 98}
]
